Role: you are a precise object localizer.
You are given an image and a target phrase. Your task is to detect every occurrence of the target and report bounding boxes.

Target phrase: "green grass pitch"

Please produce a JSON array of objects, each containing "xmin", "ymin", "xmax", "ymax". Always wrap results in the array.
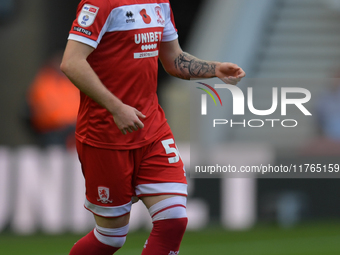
[{"xmin": 1, "ymin": 222, "xmax": 340, "ymax": 255}]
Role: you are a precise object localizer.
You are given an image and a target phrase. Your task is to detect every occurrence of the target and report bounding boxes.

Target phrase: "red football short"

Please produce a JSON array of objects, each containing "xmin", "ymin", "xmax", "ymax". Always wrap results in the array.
[{"xmin": 76, "ymin": 130, "xmax": 187, "ymax": 218}]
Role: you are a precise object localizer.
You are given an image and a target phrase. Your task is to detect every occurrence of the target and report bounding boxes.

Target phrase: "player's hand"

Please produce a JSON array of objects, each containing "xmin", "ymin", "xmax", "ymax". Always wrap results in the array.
[
  {"xmin": 112, "ymin": 103, "xmax": 146, "ymax": 135},
  {"xmin": 216, "ymin": 62, "xmax": 246, "ymax": 85}
]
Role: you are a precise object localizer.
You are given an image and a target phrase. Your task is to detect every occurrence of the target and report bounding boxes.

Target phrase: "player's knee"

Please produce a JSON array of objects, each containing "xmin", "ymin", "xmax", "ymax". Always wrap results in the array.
[
  {"xmin": 175, "ymin": 217, "xmax": 188, "ymax": 232},
  {"xmin": 148, "ymin": 196, "xmax": 187, "ymax": 220},
  {"xmin": 155, "ymin": 217, "xmax": 188, "ymax": 236},
  {"xmin": 148, "ymin": 196, "xmax": 188, "ymax": 233},
  {"xmin": 94, "ymin": 224, "xmax": 129, "ymax": 248}
]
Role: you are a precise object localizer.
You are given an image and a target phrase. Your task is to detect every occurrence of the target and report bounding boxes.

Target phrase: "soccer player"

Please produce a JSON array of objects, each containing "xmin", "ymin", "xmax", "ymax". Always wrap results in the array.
[{"xmin": 60, "ymin": 0, "xmax": 245, "ymax": 254}]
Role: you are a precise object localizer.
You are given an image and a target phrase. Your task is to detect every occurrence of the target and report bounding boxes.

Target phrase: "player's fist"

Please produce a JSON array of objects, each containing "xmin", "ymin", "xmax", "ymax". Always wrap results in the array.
[
  {"xmin": 112, "ymin": 103, "xmax": 146, "ymax": 135},
  {"xmin": 216, "ymin": 62, "xmax": 246, "ymax": 85}
]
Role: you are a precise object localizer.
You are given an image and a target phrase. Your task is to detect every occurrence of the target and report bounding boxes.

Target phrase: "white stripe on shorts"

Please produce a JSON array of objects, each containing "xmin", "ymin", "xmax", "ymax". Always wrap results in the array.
[
  {"xmin": 135, "ymin": 183, "xmax": 187, "ymax": 196},
  {"xmin": 85, "ymin": 199, "xmax": 132, "ymax": 217}
]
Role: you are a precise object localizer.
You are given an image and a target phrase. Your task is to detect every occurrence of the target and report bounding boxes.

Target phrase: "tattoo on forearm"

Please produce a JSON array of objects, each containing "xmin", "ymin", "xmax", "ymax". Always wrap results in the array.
[{"xmin": 174, "ymin": 52, "xmax": 216, "ymax": 79}]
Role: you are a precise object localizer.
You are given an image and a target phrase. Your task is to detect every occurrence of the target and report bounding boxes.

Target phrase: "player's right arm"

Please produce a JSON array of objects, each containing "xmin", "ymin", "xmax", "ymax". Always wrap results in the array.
[
  {"xmin": 159, "ymin": 39, "xmax": 245, "ymax": 85},
  {"xmin": 60, "ymin": 40, "xmax": 145, "ymax": 135}
]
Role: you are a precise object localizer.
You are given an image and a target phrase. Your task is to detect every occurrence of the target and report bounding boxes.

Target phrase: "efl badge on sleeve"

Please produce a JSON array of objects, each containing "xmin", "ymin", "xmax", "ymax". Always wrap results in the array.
[
  {"xmin": 78, "ymin": 4, "xmax": 99, "ymax": 28},
  {"xmin": 97, "ymin": 186, "xmax": 113, "ymax": 204}
]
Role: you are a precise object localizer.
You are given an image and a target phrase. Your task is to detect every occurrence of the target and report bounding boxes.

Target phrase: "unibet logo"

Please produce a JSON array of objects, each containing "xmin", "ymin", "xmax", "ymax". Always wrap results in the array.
[{"xmin": 135, "ymin": 32, "xmax": 162, "ymax": 44}]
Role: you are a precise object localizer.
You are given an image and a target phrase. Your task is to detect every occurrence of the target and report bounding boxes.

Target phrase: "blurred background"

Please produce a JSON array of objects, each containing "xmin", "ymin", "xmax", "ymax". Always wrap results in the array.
[{"xmin": 2, "ymin": 0, "xmax": 340, "ymax": 254}]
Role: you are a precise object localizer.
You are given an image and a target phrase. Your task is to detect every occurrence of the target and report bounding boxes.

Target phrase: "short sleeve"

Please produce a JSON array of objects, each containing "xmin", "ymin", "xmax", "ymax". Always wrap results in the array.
[
  {"xmin": 68, "ymin": 0, "xmax": 112, "ymax": 48},
  {"xmin": 161, "ymin": 2, "xmax": 178, "ymax": 42}
]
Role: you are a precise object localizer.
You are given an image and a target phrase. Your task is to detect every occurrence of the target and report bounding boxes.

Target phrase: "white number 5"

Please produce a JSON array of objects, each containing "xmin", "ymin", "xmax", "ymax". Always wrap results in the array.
[{"xmin": 161, "ymin": 139, "xmax": 180, "ymax": 164}]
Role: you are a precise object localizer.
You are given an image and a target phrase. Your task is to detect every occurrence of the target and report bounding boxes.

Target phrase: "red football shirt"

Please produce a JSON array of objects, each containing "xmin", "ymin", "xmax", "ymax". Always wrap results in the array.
[{"xmin": 68, "ymin": 0, "xmax": 178, "ymax": 149}]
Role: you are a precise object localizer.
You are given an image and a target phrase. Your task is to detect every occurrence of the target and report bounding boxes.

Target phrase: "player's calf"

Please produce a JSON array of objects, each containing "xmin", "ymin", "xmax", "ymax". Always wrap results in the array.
[
  {"xmin": 69, "ymin": 224, "xmax": 129, "ymax": 255},
  {"xmin": 142, "ymin": 196, "xmax": 188, "ymax": 255}
]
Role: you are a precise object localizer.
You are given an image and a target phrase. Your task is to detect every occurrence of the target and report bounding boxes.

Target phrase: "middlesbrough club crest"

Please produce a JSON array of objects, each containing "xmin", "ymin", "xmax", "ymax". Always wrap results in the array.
[
  {"xmin": 155, "ymin": 6, "xmax": 165, "ymax": 25},
  {"xmin": 97, "ymin": 187, "xmax": 112, "ymax": 204}
]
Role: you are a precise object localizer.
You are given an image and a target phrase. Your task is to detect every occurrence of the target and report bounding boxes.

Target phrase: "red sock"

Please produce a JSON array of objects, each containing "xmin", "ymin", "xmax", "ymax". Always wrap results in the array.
[
  {"xmin": 141, "ymin": 218, "xmax": 188, "ymax": 255},
  {"xmin": 69, "ymin": 230, "xmax": 120, "ymax": 255}
]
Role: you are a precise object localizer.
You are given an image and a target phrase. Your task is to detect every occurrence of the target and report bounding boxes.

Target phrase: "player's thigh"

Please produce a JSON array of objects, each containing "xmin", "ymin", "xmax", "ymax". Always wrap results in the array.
[
  {"xmin": 76, "ymin": 141, "xmax": 135, "ymax": 218},
  {"xmin": 94, "ymin": 213, "xmax": 130, "ymax": 228},
  {"xmin": 141, "ymin": 195, "xmax": 185, "ymax": 209}
]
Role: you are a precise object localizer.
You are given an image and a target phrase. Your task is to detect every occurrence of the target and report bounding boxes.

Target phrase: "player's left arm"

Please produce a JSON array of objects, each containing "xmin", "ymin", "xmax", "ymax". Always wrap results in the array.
[{"xmin": 159, "ymin": 39, "xmax": 246, "ymax": 85}]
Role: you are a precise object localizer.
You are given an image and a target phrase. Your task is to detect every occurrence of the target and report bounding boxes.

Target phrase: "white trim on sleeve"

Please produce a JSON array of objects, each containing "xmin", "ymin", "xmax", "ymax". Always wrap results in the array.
[
  {"xmin": 68, "ymin": 34, "xmax": 99, "ymax": 48},
  {"xmin": 162, "ymin": 32, "xmax": 178, "ymax": 42}
]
